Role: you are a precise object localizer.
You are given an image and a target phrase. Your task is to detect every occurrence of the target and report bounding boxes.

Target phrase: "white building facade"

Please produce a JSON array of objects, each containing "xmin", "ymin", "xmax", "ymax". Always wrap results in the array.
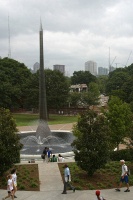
[{"xmin": 85, "ymin": 61, "xmax": 97, "ymax": 76}]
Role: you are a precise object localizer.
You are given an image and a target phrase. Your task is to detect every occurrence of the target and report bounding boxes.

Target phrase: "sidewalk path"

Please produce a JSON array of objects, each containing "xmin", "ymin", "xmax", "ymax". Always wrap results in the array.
[
  {"xmin": 38, "ymin": 162, "xmax": 63, "ymax": 192},
  {"xmin": 17, "ymin": 123, "xmax": 75, "ymax": 132}
]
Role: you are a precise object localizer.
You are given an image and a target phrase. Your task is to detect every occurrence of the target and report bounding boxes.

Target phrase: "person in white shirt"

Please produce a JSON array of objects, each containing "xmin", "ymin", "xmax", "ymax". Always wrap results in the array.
[
  {"xmin": 62, "ymin": 164, "xmax": 75, "ymax": 194},
  {"xmin": 115, "ymin": 159, "xmax": 130, "ymax": 192},
  {"xmin": 11, "ymin": 168, "xmax": 17, "ymax": 198},
  {"xmin": 95, "ymin": 190, "xmax": 106, "ymax": 200},
  {"xmin": 58, "ymin": 154, "xmax": 65, "ymax": 162},
  {"xmin": 2, "ymin": 174, "xmax": 14, "ymax": 200}
]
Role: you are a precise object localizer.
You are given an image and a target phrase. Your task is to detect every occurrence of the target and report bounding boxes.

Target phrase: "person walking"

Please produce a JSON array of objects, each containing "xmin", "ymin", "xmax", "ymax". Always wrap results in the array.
[
  {"xmin": 95, "ymin": 190, "xmax": 106, "ymax": 200},
  {"xmin": 62, "ymin": 164, "xmax": 75, "ymax": 194},
  {"xmin": 115, "ymin": 159, "xmax": 130, "ymax": 192},
  {"xmin": 11, "ymin": 168, "xmax": 17, "ymax": 198},
  {"xmin": 2, "ymin": 174, "xmax": 14, "ymax": 200}
]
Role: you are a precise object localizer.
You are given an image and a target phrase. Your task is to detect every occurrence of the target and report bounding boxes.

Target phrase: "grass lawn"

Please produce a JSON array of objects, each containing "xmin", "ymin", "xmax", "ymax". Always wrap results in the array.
[
  {"xmin": 13, "ymin": 113, "xmax": 78, "ymax": 126},
  {"xmin": 1, "ymin": 161, "xmax": 133, "ymax": 191}
]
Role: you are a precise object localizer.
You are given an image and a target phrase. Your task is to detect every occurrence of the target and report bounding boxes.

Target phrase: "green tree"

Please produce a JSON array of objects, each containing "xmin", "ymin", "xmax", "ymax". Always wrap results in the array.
[
  {"xmin": 0, "ymin": 57, "xmax": 32, "ymax": 110},
  {"xmin": 68, "ymin": 92, "xmax": 81, "ymax": 108},
  {"xmin": 68, "ymin": 82, "xmax": 100, "ymax": 108},
  {"xmin": 24, "ymin": 72, "xmax": 39, "ymax": 109},
  {"xmin": 97, "ymin": 75, "xmax": 108, "ymax": 94},
  {"xmin": 0, "ymin": 108, "xmax": 22, "ymax": 175},
  {"xmin": 105, "ymin": 65, "xmax": 133, "ymax": 104},
  {"xmin": 106, "ymin": 69, "xmax": 130, "ymax": 97},
  {"xmin": 45, "ymin": 69, "xmax": 69, "ymax": 110},
  {"xmin": 25, "ymin": 69, "xmax": 69, "ymax": 111},
  {"xmin": 105, "ymin": 96, "xmax": 133, "ymax": 150},
  {"xmin": 71, "ymin": 70, "xmax": 96, "ymax": 85},
  {"xmin": 81, "ymin": 82, "xmax": 100, "ymax": 106},
  {"xmin": 72, "ymin": 110, "xmax": 111, "ymax": 176}
]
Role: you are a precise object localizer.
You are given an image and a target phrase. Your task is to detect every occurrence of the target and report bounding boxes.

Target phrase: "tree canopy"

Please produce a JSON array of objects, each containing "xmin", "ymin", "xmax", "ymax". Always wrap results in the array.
[
  {"xmin": 0, "ymin": 58, "xmax": 69, "ymax": 111},
  {"xmin": 0, "ymin": 108, "xmax": 22, "ymax": 175},
  {"xmin": 0, "ymin": 57, "xmax": 32, "ymax": 109},
  {"xmin": 105, "ymin": 64, "xmax": 133, "ymax": 105},
  {"xmin": 72, "ymin": 109, "xmax": 111, "ymax": 176},
  {"xmin": 105, "ymin": 96, "xmax": 133, "ymax": 150},
  {"xmin": 71, "ymin": 70, "xmax": 96, "ymax": 85},
  {"xmin": 24, "ymin": 69, "xmax": 69, "ymax": 110}
]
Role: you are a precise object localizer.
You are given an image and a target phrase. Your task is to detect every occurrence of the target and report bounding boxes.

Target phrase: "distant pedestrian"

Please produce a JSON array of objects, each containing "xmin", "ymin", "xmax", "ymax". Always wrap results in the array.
[
  {"xmin": 50, "ymin": 155, "xmax": 57, "ymax": 162},
  {"xmin": 62, "ymin": 164, "xmax": 75, "ymax": 194},
  {"xmin": 42, "ymin": 147, "xmax": 47, "ymax": 162},
  {"xmin": 11, "ymin": 168, "xmax": 17, "ymax": 198},
  {"xmin": 58, "ymin": 154, "xmax": 65, "ymax": 162},
  {"xmin": 2, "ymin": 174, "xmax": 14, "ymax": 200},
  {"xmin": 115, "ymin": 159, "xmax": 130, "ymax": 192},
  {"xmin": 95, "ymin": 190, "xmax": 106, "ymax": 200},
  {"xmin": 47, "ymin": 147, "xmax": 52, "ymax": 162}
]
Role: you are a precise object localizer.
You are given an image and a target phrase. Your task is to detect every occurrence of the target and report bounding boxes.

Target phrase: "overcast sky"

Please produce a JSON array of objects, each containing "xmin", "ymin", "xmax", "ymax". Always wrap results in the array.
[{"xmin": 0, "ymin": 0, "xmax": 133, "ymax": 76}]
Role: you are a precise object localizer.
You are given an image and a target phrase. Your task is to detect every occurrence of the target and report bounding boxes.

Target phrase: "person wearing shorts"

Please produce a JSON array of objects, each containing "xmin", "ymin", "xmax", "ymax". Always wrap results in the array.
[
  {"xmin": 11, "ymin": 168, "xmax": 17, "ymax": 198},
  {"xmin": 2, "ymin": 174, "xmax": 14, "ymax": 200},
  {"xmin": 115, "ymin": 160, "xmax": 130, "ymax": 192}
]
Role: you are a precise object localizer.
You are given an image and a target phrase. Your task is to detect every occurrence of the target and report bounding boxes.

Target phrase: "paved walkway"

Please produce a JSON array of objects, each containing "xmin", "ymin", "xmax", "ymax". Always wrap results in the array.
[{"xmin": 17, "ymin": 123, "xmax": 75, "ymax": 132}]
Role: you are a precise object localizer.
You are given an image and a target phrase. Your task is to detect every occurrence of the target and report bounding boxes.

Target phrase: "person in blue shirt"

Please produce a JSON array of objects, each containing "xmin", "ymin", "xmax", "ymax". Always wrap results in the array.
[
  {"xmin": 62, "ymin": 164, "xmax": 75, "ymax": 194},
  {"xmin": 47, "ymin": 148, "xmax": 52, "ymax": 162}
]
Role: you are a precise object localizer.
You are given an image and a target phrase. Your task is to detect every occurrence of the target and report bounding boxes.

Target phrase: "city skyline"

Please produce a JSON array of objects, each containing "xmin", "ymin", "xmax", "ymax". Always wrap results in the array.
[{"xmin": 0, "ymin": 0, "xmax": 133, "ymax": 75}]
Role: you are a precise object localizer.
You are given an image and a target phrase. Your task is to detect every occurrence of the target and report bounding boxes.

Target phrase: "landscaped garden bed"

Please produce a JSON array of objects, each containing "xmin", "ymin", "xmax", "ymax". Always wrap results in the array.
[
  {"xmin": 0, "ymin": 161, "xmax": 133, "ymax": 191},
  {"xmin": 0, "ymin": 164, "xmax": 40, "ymax": 191},
  {"xmin": 58, "ymin": 161, "xmax": 133, "ymax": 190}
]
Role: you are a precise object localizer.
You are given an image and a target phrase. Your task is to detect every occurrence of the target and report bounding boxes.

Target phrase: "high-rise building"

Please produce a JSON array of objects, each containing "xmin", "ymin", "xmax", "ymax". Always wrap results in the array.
[
  {"xmin": 33, "ymin": 62, "xmax": 40, "ymax": 73},
  {"xmin": 85, "ymin": 61, "xmax": 97, "ymax": 76},
  {"xmin": 53, "ymin": 64, "xmax": 65, "ymax": 75},
  {"xmin": 98, "ymin": 67, "xmax": 108, "ymax": 75}
]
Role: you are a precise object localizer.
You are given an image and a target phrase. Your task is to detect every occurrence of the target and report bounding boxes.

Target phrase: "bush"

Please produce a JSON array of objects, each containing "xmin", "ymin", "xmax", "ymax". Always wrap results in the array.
[{"xmin": 110, "ymin": 149, "xmax": 133, "ymax": 161}]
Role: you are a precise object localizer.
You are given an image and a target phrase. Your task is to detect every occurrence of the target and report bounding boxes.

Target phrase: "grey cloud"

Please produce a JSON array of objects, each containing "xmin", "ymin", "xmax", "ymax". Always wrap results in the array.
[{"xmin": 0, "ymin": 0, "xmax": 133, "ymax": 75}]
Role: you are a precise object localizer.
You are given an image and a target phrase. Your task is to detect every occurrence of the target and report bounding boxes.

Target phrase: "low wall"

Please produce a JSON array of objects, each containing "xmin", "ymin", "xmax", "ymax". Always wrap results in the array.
[{"xmin": 20, "ymin": 151, "xmax": 75, "ymax": 161}]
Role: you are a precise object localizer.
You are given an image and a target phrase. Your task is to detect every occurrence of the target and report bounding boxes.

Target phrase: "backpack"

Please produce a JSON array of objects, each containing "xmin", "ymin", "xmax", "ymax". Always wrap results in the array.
[
  {"xmin": 124, "ymin": 165, "xmax": 130, "ymax": 176},
  {"xmin": 127, "ymin": 167, "xmax": 130, "ymax": 176}
]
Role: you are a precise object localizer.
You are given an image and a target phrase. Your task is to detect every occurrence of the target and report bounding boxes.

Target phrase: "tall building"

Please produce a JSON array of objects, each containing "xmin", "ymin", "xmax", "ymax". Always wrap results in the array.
[
  {"xmin": 98, "ymin": 67, "xmax": 108, "ymax": 75},
  {"xmin": 85, "ymin": 61, "xmax": 97, "ymax": 76},
  {"xmin": 33, "ymin": 62, "xmax": 40, "ymax": 73},
  {"xmin": 53, "ymin": 64, "xmax": 65, "ymax": 75}
]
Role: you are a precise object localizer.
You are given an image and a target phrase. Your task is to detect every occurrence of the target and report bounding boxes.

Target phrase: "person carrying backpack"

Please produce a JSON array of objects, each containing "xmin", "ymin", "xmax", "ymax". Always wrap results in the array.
[{"xmin": 115, "ymin": 160, "xmax": 130, "ymax": 192}]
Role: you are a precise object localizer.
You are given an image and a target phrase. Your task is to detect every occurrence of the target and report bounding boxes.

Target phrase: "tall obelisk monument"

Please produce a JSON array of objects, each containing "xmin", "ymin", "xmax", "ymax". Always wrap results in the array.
[{"xmin": 39, "ymin": 21, "xmax": 48, "ymax": 120}]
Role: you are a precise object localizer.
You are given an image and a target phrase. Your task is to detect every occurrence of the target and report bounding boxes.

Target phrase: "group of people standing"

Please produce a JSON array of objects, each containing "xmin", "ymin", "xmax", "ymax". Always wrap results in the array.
[
  {"xmin": 42, "ymin": 147, "xmax": 65, "ymax": 163},
  {"xmin": 42, "ymin": 147, "xmax": 52, "ymax": 163},
  {"xmin": 2, "ymin": 168, "xmax": 17, "ymax": 200}
]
